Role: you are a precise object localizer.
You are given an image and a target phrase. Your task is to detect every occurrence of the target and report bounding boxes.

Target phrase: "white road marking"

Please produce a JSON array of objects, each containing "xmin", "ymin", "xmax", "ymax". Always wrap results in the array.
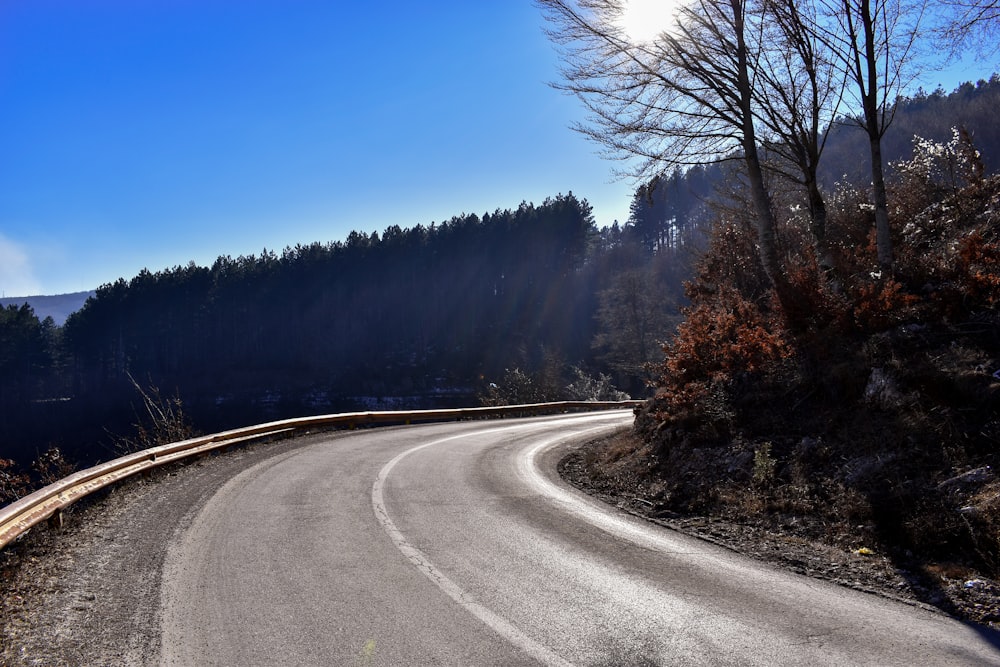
[
  {"xmin": 370, "ymin": 414, "xmax": 624, "ymax": 667},
  {"xmin": 517, "ymin": 428, "xmax": 753, "ymax": 571},
  {"xmin": 518, "ymin": 429, "xmax": 685, "ymax": 552}
]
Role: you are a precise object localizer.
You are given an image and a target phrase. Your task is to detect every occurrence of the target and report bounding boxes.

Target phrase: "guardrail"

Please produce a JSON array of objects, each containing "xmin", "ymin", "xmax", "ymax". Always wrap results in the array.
[{"xmin": 0, "ymin": 401, "xmax": 640, "ymax": 552}]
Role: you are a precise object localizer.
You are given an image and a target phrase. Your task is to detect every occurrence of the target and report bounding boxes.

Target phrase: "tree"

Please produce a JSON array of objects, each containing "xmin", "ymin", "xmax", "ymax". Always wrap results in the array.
[
  {"xmin": 0, "ymin": 304, "xmax": 51, "ymax": 406},
  {"xmin": 593, "ymin": 266, "xmax": 681, "ymax": 389},
  {"xmin": 538, "ymin": 0, "xmax": 796, "ymax": 311},
  {"xmin": 753, "ymin": 0, "xmax": 845, "ymax": 270},
  {"xmin": 627, "ymin": 169, "xmax": 707, "ymax": 254},
  {"xmin": 815, "ymin": 0, "xmax": 929, "ymax": 268}
]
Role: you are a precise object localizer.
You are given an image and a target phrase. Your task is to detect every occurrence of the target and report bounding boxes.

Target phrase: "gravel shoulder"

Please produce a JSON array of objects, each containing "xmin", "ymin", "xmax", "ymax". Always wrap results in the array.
[{"xmin": 0, "ymin": 432, "xmax": 337, "ymax": 666}]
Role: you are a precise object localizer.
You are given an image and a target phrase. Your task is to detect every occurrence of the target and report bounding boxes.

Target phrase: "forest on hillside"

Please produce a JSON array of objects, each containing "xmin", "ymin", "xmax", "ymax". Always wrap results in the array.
[
  {"xmin": 2, "ymin": 77, "xmax": 999, "ymax": 482},
  {"xmin": 0, "ymin": 192, "xmax": 689, "ymax": 470}
]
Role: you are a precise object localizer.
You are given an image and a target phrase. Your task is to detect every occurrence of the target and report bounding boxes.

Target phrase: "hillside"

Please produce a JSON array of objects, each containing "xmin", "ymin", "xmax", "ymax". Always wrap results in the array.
[
  {"xmin": 0, "ymin": 292, "xmax": 93, "ymax": 326},
  {"xmin": 566, "ymin": 160, "xmax": 1000, "ymax": 625},
  {"xmin": 630, "ymin": 75, "xmax": 1000, "ymax": 252}
]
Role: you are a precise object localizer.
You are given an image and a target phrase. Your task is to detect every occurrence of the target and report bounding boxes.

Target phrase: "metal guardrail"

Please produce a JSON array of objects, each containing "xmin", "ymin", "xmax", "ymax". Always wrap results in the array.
[{"xmin": 0, "ymin": 401, "xmax": 640, "ymax": 552}]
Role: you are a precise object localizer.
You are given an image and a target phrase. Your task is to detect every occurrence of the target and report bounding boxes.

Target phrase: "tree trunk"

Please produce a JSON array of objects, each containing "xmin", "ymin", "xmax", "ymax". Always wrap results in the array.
[
  {"xmin": 869, "ymin": 132, "xmax": 893, "ymax": 268},
  {"xmin": 733, "ymin": 0, "xmax": 796, "ymax": 314},
  {"xmin": 806, "ymin": 178, "xmax": 835, "ymax": 272},
  {"xmin": 860, "ymin": 0, "xmax": 894, "ymax": 269}
]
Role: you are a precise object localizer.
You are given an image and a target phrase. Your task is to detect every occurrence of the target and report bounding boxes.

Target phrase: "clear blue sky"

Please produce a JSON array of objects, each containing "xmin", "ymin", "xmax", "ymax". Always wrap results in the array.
[
  {"xmin": 0, "ymin": 0, "xmax": 638, "ymax": 297},
  {"xmin": 0, "ymin": 1, "xmax": 992, "ymax": 297}
]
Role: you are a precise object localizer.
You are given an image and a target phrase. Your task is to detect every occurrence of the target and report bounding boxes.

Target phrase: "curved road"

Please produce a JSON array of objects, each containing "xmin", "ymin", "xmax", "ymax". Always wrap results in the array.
[
  {"xmin": 11, "ymin": 411, "xmax": 998, "ymax": 665},
  {"xmin": 145, "ymin": 411, "xmax": 1000, "ymax": 666}
]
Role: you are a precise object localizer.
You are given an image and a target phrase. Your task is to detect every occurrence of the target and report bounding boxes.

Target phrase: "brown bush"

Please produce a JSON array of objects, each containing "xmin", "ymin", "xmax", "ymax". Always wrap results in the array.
[
  {"xmin": 649, "ymin": 282, "xmax": 793, "ymax": 446},
  {"xmin": 0, "ymin": 459, "xmax": 31, "ymax": 505}
]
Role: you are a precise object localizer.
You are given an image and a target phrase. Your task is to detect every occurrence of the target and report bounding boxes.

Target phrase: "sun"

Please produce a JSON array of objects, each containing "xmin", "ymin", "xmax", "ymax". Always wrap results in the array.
[{"xmin": 616, "ymin": 0, "xmax": 678, "ymax": 44}]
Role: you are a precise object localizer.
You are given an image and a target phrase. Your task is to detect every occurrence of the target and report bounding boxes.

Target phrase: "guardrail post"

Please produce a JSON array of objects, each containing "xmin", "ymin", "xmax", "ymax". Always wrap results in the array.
[{"xmin": 48, "ymin": 508, "xmax": 64, "ymax": 529}]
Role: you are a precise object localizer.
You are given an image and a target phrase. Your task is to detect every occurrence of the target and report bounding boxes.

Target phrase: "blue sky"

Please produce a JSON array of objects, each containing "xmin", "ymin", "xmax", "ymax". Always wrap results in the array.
[
  {"xmin": 1, "ymin": 0, "xmax": 634, "ymax": 297},
  {"xmin": 0, "ymin": 1, "xmax": 994, "ymax": 297}
]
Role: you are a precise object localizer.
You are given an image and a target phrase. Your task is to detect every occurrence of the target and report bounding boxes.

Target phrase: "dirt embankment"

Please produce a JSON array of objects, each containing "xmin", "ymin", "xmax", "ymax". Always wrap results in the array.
[{"xmin": 559, "ymin": 429, "xmax": 1000, "ymax": 630}]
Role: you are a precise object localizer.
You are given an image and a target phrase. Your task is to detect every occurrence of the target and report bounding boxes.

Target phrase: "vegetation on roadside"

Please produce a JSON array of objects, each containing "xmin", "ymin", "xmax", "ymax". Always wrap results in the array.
[
  {"xmin": 578, "ymin": 131, "xmax": 1000, "ymax": 625},
  {"xmin": 111, "ymin": 374, "xmax": 198, "ymax": 455},
  {"xmin": 2, "ymin": 80, "xmax": 1000, "ymax": 507},
  {"xmin": 537, "ymin": 0, "xmax": 1000, "ymax": 623}
]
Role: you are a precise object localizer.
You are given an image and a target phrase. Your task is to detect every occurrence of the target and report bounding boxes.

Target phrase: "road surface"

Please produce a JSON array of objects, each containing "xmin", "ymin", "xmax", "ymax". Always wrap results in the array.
[{"xmin": 154, "ymin": 411, "xmax": 1000, "ymax": 665}]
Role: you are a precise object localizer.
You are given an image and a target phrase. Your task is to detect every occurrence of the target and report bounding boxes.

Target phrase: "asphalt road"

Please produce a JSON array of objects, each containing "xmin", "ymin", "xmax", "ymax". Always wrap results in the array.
[{"xmin": 148, "ymin": 411, "xmax": 1000, "ymax": 666}]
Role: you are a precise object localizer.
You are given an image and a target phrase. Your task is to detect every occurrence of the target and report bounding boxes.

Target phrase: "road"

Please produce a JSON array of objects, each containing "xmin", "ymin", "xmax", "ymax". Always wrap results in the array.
[
  {"xmin": 150, "ymin": 411, "xmax": 1000, "ymax": 666},
  {"xmin": 6, "ymin": 411, "xmax": 999, "ymax": 665}
]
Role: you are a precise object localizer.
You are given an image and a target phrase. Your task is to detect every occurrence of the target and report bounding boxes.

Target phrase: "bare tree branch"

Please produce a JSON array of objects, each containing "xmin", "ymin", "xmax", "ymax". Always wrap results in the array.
[
  {"xmin": 539, "ymin": 0, "xmax": 806, "ymax": 312},
  {"xmin": 936, "ymin": 0, "xmax": 1000, "ymax": 57}
]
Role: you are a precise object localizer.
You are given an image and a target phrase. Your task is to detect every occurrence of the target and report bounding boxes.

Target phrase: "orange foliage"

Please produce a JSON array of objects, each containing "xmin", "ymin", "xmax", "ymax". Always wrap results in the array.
[
  {"xmin": 848, "ymin": 276, "xmax": 921, "ymax": 331},
  {"xmin": 655, "ymin": 285, "xmax": 792, "ymax": 416},
  {"xmin": 648, "ymin": 169, "xmax": 998, "ymax": 438},
  {"xmin": 957, "ymin": 231, "xmax": 1000, "ymax": 305}
]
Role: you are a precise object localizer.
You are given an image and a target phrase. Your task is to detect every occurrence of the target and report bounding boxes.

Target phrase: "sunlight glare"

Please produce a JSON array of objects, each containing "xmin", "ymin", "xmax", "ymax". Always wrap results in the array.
[{"xmin": 616, "ymin": 0, "xmax": 678, "ymax": 44}]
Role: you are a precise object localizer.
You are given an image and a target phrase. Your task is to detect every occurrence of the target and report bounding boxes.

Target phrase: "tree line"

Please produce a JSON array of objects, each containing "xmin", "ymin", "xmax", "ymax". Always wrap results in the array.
[{"xmin": 0, "ymin": 193, "xmax": 693, "ymax": 471}]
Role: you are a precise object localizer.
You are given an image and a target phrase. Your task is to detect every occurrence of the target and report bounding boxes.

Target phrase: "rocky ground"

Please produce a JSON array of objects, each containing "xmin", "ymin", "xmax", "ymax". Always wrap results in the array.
[{"xmin": 559, "ymin": 430, "xmax": 1000, "ymax": 630}]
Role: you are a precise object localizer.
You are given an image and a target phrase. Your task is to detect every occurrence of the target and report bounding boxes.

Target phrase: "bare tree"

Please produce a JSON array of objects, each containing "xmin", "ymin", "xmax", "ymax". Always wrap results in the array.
[
  {"xmin": 538, "ymin": 0, "xmax": 797, "ymax": 309},
  {"xmin": 937, "ymin": 0, "xmax": 1000, "ymax": 57},
  {"xmin": 753, "ymin": 0, "xmax": 845, "ymax": 271},
  {"xmin": 815, "ymin": 0, "xmax": 929, "ymax": 269}
]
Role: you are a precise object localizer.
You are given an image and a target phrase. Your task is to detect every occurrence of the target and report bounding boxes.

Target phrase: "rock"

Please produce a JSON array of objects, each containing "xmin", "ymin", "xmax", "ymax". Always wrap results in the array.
[
  {"xmin": 864, "ymin": 368, "xmax": 904, "ymax": 409},
  {"xmin": 938, "ymin": 466, "xmax": 995, "ymax": 497}
]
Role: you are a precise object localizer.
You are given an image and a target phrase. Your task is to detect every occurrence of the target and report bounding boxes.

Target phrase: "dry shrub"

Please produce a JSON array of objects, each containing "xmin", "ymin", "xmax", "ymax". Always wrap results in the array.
[
  {"xmin": 889, "ymin": 132, "xmax": 999, "ymax": 322},
  {"xmin": 692, "ymin": 220, "xmax": 770, "ymax": 300},
  {"xmin": 891, "ymin": 127, "xmax": 985, "ymax": 215},
  {"xmin": 824, "ymin": 182, "xmax": 877, "ymax": 276},
  {"xmin": 847, "ymin": 274, "xmax": 921, "ymax": 331},
  {"xmin": 957, "ymin": 230, "xmax": 1000, "ymax": 305},
  {"xmin": 782, "ymin": 252, "xmax": 865, "ymax": 340},
  {"xmin": 0, "ymin": 448, "xmax": 76, "ymax": 505},
  {"xmin": 654, "ymin": 284, "xmax": 791, "ymax": 426},
  {"xmin": 0, "ymin": 459, "xmax": 31, "ymax": 504},
  {"xmin": 114, "ymin": 374, "xmax": 197, "ymax": 454},
  {"xmin": 30, "ymin": 447, "xmax": 76, "ymax": 487}
]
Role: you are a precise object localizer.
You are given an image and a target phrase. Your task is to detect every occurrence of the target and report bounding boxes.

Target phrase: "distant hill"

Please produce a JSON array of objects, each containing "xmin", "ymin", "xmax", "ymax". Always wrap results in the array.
[
  {"xmin": 818, "ymin": 75, "xmax": 1000, "ymax": 189},
  {"xmin": 0, "ymin": 291, "xmax": 94, "ymax": 325},
  {"xmin": 629, "ymin": 75, "xmax": 1000, "ymax": 244}
]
